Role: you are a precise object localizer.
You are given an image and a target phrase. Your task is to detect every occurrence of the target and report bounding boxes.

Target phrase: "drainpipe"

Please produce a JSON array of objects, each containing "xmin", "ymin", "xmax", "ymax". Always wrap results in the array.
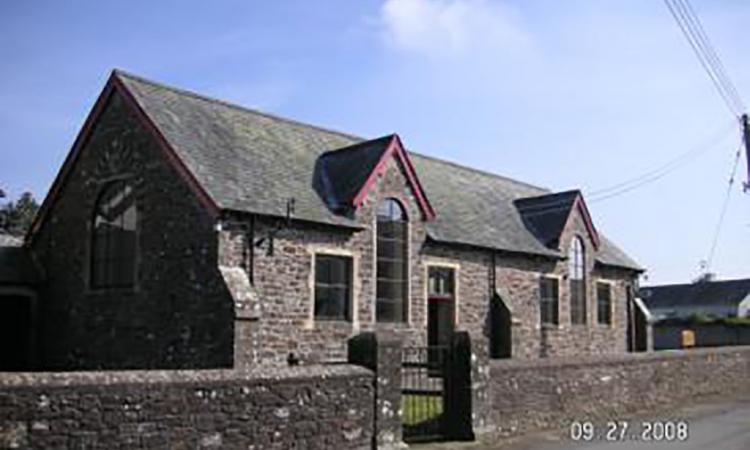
[
  {"xmin": 491, "ymin": 251, "xmax": 497, "ymax": 296},
  {"xmin": 248, "ymin": 215, "xmax": 255, "ymax": 285}
]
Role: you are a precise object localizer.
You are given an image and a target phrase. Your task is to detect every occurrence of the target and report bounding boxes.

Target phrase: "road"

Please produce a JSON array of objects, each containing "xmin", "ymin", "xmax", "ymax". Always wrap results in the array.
[
  {"xmin": 508, "ymin": 400, "xmax": 750, "ymax": 450},
  {"xmin": 415, "ymin": 399, "xmax": 750, "ymax": 450}
]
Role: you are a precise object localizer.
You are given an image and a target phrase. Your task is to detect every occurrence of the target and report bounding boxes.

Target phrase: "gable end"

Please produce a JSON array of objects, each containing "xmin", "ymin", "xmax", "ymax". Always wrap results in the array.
[
  {"xmin": 27, "ymin": 71, "xmax": 220, "ymax": 243},
  {"xmin": 352, "ymin": 135, "xmax": 435, "ymax": 220}
]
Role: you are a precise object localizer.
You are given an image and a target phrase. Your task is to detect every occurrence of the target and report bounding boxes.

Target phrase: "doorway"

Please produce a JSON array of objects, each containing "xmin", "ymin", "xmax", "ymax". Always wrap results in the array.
[
  {"xmin": 0, "ymin": 294, "xmax": 33, "ymax": 370},
  {"xmin": 427, "ymin": 267, "xmax": 456, "ymax": 350},
  {"xmin": 490, "ymin": 295, "xmax": 512, "ymax": 358}
]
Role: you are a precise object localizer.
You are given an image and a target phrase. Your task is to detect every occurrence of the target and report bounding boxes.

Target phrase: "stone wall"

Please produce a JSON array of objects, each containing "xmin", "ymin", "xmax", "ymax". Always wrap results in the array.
[
  {"xmin": 219, "ymin": 149, "xmax": 637, "ymax": 371},
  {"xmin": 487, "ymin": 346, "xmax": 750, "ymax": 437},
  {"xmin": 653, "ymin": 322, "xmax": 750, "ymax": 350},
  {"xmin": 0, "ymin": 365, "xmax": 373, "ymax": 449},
  {"xmin": 495, "ymin": 210, "xmax": 634, "ymax": 361},
  {"xmin": 30, "ymin": 91, "xmax": 234, "ymax": 370},
  {"xmin": 219, "ymin": 156, "xmax": 436, "ymax": 367}
]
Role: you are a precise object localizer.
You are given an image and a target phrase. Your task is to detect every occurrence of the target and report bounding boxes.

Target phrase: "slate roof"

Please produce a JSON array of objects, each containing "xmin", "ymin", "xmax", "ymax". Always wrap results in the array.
[
  {"xmin": 115, "ymin": 70, "xmax": 641, "ymax": 271},
  {"xmin": 314, "ymin": 135, "xmax": 394, "ymax": 213},
  {"xmin": 515, "ymin": 190, "xmax": 581, "ymax": 249},
  {"xmin": 640, "ymin": 279, "xmax": 750, "ymax": 310}
]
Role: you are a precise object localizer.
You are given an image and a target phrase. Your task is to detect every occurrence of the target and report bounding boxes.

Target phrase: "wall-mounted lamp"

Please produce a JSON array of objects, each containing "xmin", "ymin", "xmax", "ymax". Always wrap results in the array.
[{"xmin": 254, "ymin": 198, "xmax": 296, "ymax": 257}]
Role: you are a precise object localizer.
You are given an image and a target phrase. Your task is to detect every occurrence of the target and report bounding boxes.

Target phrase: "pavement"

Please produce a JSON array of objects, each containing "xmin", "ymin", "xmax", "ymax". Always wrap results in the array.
[{"xmin": 413, "ymin": 397, "xmax": 750, "ymax": 450}]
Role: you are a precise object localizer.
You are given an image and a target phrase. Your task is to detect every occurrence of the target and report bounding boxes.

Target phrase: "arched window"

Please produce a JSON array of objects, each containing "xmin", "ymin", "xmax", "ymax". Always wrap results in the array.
[
  {"xmin": 91, "ymin": 180, "xmax": 137, "ymax": 288},
  {"xmin": 376, "ymin": 198, "xmax": 408, "ymax": 322},
  {"xmin": 569, "ymin": 236, "xmax": 586, "ymax": 324}
]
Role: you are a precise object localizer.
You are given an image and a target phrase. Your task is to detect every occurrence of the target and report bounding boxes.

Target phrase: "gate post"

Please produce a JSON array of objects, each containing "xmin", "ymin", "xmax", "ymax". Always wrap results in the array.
[
  {"xmin": 445, "ymin": 331, "xmax": 475, "ymax": 441},
  {"xmin": 348, "ymin": 332, "xmax": 406, "ymax": 449}
]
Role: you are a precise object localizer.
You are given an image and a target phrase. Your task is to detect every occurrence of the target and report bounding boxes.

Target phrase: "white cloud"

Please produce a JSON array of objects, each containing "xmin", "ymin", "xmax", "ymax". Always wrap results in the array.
[{"xmin": 380, "ymin": 0, "xmax": 530, "ymax": 58}]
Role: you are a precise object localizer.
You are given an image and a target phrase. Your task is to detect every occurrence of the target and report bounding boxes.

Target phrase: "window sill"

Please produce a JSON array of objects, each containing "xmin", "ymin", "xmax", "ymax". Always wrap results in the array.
[
  {"xmin": 373, "ymin": 321, "xmax": 412, "ymax": 329},
  {"xmin": 86, "ymin": 285, "xmax": 139, "ymax": 295},
  {"xmin": 313, "ymin": 318, "xmax": 353, "ymax": 325},
  {"xmin": 304, "ymin": 319, "xmax": 356, "ymax": 331}
]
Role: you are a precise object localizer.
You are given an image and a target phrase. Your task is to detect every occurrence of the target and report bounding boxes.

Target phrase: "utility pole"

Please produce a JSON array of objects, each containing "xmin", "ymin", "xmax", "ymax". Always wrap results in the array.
[{"xmin": 743, "ymin": 113, "xmax": 750, "ymax": 192}]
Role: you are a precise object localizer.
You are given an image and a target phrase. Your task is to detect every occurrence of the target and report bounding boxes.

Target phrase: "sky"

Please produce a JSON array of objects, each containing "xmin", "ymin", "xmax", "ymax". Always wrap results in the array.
[{"xmin": 1, "ymin": 0, "xmax": 748, "ymax": 284}]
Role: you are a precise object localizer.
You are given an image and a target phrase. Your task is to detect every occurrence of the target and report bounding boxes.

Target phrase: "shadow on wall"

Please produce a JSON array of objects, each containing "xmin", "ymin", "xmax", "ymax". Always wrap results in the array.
[
  {"xmin": 0, "ymin": 292, "xmax": 37, "ymax": 371},
  {"xmin": 489, "ymin": 295, "xmax": 512, "ymax": 359}
]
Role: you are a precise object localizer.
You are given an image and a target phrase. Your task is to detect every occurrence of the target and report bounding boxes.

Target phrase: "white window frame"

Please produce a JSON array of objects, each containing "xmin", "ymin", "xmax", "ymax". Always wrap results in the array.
[
  {"xmin": 538, "ymin": 273, "xmax": 562, "ymax": 329},
  {"xmin": 423, "ymin": 260, "xmax": 461, "ymax": 326},
  {"xmin": 307, "ymin": 247, "xmax": 359, "ymax": 330},
  {"xmin": 595, "ymin": 279, "xmax": 616, "ymax": 328}
]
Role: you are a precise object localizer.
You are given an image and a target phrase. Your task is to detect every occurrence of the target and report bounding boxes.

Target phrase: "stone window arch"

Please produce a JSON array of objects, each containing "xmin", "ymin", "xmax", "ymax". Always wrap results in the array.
[
  {"xmin": 90, "ymin": 180, "xmax": 138, "ymax": 288},
  {"xmin": 569, "ymin": 235, "xmax": 587, "ymax": 324},
  {"xmin": 376, "ymin": 198, "xmax": 408, "ymax": 322}
]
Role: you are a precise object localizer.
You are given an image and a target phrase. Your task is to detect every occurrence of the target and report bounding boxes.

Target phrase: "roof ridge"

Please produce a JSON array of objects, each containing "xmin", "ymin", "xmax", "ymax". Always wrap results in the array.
[
  {"xmin": 320, "ymin": 134, "xmax": 394, "ymax": 158},
  {"xmin": 515, "ymin": 189, "xmax": 580, "ymax": 202},
  {"xmin": 113, "ymin": 69, "xmax": 550, "ymax": 194},
  {"xmin": 643, "ymin": 277, "xmax": 750, "ymax": 289}
]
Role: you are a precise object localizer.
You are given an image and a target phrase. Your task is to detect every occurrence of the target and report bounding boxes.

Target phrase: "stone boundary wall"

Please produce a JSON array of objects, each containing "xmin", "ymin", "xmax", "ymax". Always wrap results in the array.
[
  {"xmin": 488, "ymin": 346, "xmax": 750, "ymax": 437},
  {"xmin": 0, "ymin": 365, "xmax": 374, "ymax": 449},
  {"xmin": 653, "ymin": 322, "xmax": 750, "ymax": 350}
]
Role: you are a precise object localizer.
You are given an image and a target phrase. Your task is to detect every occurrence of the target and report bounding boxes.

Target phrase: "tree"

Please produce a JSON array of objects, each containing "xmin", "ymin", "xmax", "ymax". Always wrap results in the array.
[{"xmin": 0, "ymin": 191, "xmax": 40, "ymax": 236}]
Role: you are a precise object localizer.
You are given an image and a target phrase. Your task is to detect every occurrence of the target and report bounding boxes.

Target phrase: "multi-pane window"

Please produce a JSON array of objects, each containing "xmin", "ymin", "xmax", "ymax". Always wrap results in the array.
[
  {"xmin": 314, "ymin": 255, "xmax": 352, "ymax": 321},
  {"xmin": 597, "ymin": 282, "xmax": 612, "ymax": 325},
  {"xmin": 539, "ymin": 276, "xmax": 559, "ymax": 325},
  {"xmin": 376, "ymin": 198, "xmax": 408, "ymax": 322},
  {"xmin": 428, "ymin": 267, "xmax": 454, "ymax": 298},
  {"xmin": 569, "ymin": 236, "xmax": 586, "ymax": 325},
  {"xmin": 91, "ymin": 180, "xmax": 137, "ymax": 288}
]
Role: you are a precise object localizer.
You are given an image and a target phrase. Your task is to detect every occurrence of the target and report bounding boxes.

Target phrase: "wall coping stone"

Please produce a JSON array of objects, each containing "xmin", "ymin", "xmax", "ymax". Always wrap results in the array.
[
  {"xmin": 491, "ymin": 345, "xmax": 750, "ymax": 371},
  {"xmin": 0, "ymin": 364, "xmax": 372, "ymax": 388}
]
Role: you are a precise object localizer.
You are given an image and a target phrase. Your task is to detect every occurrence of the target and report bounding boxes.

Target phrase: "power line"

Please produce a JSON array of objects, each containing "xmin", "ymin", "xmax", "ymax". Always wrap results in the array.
[
  {"xmin": 663, "ymin": 0, "xmax": 747, "ymax": 273},
  {"xmin": 705, "ymin": 144, "xmax": 743, "ymax": 271},
  {"xmin": 679, "ymin": 0, "xmax": 746, "ymax": 112},
  {"xmin": 511, "ymin": 122, "xmax": 737, "ymax": 219},
  {"xmin": 663, "ymin": 0, "xmax": 745, "ymax": 116},
  {"xmin": 670, "ymin": 0, "xmax": 744, "ymax": 113},
  {"xmin": 588, "ymin": 119, "xmax": 736, "ymax": 198}
]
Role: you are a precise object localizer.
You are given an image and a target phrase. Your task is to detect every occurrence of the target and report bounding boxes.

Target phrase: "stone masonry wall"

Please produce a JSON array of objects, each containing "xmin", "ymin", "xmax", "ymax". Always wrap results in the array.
[
  {"xmin": 221, "ymin": 156, "xmax": 435, "ymax": 367},
  {"xmin": 220, "ymin": 151, "xmax": 638, "ymax": 369},
  {"xmin": 216, "ymin": 149, "xmax": 637, "ymax": 431},
  {"xmin": 0, "ymin": 365, "xmax": 374, "ymax": 450},
  {"xmin": 495, "ymin": 209, "xmax": 634, "ymax": 361},
  {"xmin": 30, "ymin": 91, "xmax": 234, "ymax": 370},
  {"xmin": 487, "ymin": 345, "xmax": 750, "ymax": 437}
]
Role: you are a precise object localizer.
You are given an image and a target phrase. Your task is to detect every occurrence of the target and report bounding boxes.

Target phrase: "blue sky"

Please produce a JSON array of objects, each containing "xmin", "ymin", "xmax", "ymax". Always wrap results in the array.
[{"xmin": 1, "ymin": 0, "xmax": 748, "ymax": 284}]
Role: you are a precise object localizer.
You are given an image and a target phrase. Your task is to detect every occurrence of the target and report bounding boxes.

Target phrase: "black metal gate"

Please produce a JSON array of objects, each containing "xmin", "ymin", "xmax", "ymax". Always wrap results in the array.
[
  {"xmin": 401, "ymin": 345, "xmax": 448, "ymax": 442},
  {"xmin": 401, "ymin": 332, "xmax": 475, "ymax": 443}
]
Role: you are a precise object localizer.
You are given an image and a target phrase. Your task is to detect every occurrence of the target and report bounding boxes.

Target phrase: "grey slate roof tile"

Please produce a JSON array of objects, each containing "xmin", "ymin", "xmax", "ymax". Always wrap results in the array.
[
  {"xmin": 640, "ymin": 278, "xmax": 750, "ymax": 310},
  {"xmin": 115, "ymin": 70, "xmax": 641, "ymax": 271},
  {"xmin": 515, "ymin": 190, "xmax": 580, "ymax": 249},
  {"xmin": 314, "ymin": 135, "xmax": 394, "ymax": 213}
]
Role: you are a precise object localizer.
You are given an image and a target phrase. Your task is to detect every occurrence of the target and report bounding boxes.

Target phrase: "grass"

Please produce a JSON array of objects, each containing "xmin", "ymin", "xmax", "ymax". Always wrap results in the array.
[{"xmin": 402, "ymin": 394, "xmax": 443, "ymax": 426}]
